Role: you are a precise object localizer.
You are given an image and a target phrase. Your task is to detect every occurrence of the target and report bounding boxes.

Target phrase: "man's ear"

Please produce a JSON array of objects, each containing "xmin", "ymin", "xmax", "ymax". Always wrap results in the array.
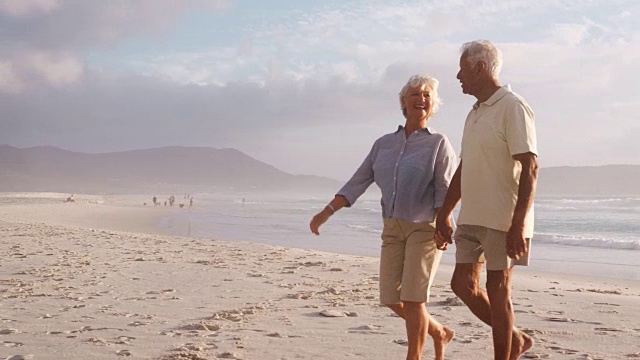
[{"xmin": 476, "ymin": 61, "xmax": 488, "ymax": 74}]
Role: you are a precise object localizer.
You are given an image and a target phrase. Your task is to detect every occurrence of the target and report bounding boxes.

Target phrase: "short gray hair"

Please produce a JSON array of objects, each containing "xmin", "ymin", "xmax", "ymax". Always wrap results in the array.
[
  {"xmin": 398, "ymin": 74, "xmax": 441, "ymax": 119},
  {"xmin": 460, "ymin": 40, "xmax": 503, "ymax": 78}
]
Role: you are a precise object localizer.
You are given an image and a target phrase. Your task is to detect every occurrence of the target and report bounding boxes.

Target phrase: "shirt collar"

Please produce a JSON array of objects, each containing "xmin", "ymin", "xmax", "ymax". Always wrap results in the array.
[
  {"xmin": 395, "ymin": 125, "xmax": 434, "ymax": 134},
  {"xmin": 473, "ymin": 84, "xmax": 511, "ymax": 109}
]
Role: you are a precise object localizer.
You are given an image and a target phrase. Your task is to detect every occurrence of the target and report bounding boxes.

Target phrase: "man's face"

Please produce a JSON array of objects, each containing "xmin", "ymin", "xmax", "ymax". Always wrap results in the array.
[
  {"xmin": 456, "ymin": 54, "xmax": 479, "ymax": 95},
  {"xmin": 401, "ymin": 83, "xmax": 433, "ymax": 120}
]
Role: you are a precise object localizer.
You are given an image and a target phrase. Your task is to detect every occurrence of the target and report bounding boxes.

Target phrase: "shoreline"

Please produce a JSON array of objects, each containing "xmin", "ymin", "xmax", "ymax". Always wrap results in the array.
[
  {"xmin": 1, "ymin": 193, "xmax": 639, "ymax": 359},
  {"xmin": 1, "ymin": 192, "xmax": 638, "ymax": 282}
]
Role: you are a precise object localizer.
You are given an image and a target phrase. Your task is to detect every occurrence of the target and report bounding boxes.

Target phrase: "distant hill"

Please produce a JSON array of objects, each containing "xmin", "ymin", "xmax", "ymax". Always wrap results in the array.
[
  {"xmin": 538, "ymin": 165, "xmax": 640, "ymax": 196},
  {"xmin": 1, "ymin": 145, "xmax": 637, "ymax": 196},
  {"xmin": 0, "ymin": 145, "xmax": 341, "ymax": 194}
]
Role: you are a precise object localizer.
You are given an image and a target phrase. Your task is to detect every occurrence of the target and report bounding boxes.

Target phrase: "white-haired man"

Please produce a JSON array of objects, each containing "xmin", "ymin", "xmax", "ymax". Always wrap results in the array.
[{"xmin": 435, "ymin": 40, "xmax": 538, "ymax": 360}]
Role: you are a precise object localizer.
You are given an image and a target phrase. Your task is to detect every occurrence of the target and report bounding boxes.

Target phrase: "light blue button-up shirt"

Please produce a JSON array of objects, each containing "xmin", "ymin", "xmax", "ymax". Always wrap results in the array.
[{"xmin": 337, "ymin": 126, "xmax": 457, "ymax": 223}]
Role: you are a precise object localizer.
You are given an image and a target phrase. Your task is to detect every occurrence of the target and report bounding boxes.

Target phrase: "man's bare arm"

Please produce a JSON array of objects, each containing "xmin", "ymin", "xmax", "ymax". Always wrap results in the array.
[
  {"xmin": 435, "ymin": 162, "xmax": 462, "ymax": 249},
  {"xmin": 507, "ymin": 152, "xmax": 538, "ymax": 259},
  {"xmin": 511, "ymin": 152, "xmax": 538, "ymax": 229}
]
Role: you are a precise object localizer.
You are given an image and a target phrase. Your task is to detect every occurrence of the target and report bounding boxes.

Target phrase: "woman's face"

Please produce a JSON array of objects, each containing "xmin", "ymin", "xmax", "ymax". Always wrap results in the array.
[{"xmin": 402, "ymin": 83, "xmax": 433, "ymax": 120}]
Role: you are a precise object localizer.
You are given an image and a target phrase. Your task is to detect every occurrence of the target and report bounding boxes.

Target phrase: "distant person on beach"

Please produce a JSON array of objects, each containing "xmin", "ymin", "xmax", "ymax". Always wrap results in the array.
[
  {"xmin": 189, "ymin": 197, "xmax": 193, "ymax": 208},
  {"xmin": 152, "ymin": 196, "xmax": 157, "ymax": 206},
  {"xmin": 435, "ymin": 40, "xmax": 538, "ymax": 360},
  {"xmin": 309, "ymin": 74, "xmax": 457, "ymax": 360}
]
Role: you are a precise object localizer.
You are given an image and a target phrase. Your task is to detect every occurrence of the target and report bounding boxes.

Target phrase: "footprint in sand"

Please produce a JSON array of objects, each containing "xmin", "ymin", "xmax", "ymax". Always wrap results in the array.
[
  {"xmin": 546, "ymin": 345, "xmax": 579, "ymax": 355},
  {"xmin": 458, "ymin": 321, "xmax": 474, "ymax": 326},
  {"xmin": 456, "ymin": 332, "xmax": 486, "ymax": 344},
  {"xmin": 85, "ymin": 337, "xmax": 108, "ymax": 345},
  {"xmin": 348, "ymin": 324, "xmax": 387, "ymax": 334},
  {"xmin": 127, "ymin": 321, "xmax": 148, "ymax": 327},
  {"xmin": 217, "ymin": 351, "xmax": 241, "ymax": 359},
  {"xmin": 2, "ymin": 340, "xmax": 23, "ymax": 347},
  {"xmin": 114, "ymin": 336, "xmax": 136, "ymax": 344},
  {"xmin": 594, "ymin": 327, "xmax": 623, "ymax": 333},
  {"xmin": 173, "ymin": 343, "xmax": 215, "ymax": 352},
  {"xmin": 439, "ymin": 296, "xmax": 465, "ymax": 306},
  {"xmin": 266, "ymin": 332, "xmax": 285, "ymax": 338},
  {"xmin": 545, "ymin": 317, "xmax": 576, "ymax": 323},
  {"xmin": 180, "ymin": 322, "xmax": 222, "ymax": 332},
  {"xmin": 515, "ymin": 309, "xmax": 535, "ymax": 314},
  {"xmin": 522, "ymin": 353, "xmax": 551, "ymax": 359}
]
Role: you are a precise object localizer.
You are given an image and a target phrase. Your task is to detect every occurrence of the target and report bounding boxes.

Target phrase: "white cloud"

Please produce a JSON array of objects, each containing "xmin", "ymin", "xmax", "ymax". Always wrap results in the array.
[
  {"xmin": 0, "ymin": 49, "xmax": 84, "ymax": 93},
  {"xmin": 132, "ymin": 0, "xmax": 626, "ymax": 87},
  {"xmin": 27, "ymin": 51, "xmax": 84, "ymax": 87},
  {"xmin": 0, "ymin": 0, "xmax": 233, "ymax": 93},
  {"xmin": 0, "ymin": 0, "xmax": 60, "ymax": 17},
  {"xmin": 550, "ymin": 23, "xmax": 589, "ymax": 45},
  {"xmin": 0, "ymin": 61, "xmax": 26, "ymax": 93}
]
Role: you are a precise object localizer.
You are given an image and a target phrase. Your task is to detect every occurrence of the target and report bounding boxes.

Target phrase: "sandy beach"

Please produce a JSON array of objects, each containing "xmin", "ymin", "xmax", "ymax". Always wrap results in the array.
[{"xmin": 0, "ymin": 193, "xmax": 638, "ymax": 360}]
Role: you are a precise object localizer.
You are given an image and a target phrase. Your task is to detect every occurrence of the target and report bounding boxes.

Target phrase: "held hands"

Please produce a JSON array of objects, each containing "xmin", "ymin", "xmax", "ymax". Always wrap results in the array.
[
  {"xmin": 434, "ymin": 215, "xmax": 453, "ymax": 251},
  {"xmin": 506, "ymin": 226, "xmax": 528, "ymax": 260},
  {"xmin": 309, "ymin": 207, "xmax": 333, "ymax": 235}
]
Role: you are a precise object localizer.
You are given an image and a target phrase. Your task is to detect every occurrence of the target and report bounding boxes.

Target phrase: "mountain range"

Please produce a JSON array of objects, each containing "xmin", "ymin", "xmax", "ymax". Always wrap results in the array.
[
  {"xmin": 0, "ymin": 145, "xmax": 638, "ymax": 196},
  {"xmin": 0, "ymin": 145, "xmax": 340, "ymax": 194}
]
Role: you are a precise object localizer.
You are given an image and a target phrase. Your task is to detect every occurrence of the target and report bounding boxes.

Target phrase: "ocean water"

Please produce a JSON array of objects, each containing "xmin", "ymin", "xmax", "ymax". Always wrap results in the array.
[{"xmin": 159, "ymin": 194, "xmax": 640, "ymax": 280}]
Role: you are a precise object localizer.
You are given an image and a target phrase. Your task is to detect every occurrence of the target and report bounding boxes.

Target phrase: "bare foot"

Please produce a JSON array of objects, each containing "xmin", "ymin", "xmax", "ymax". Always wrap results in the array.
[
  {"xmin": 433, "ymin": 326, "xmax": 455, "ymax": 360},
  {"xmin": 510, "ymin": 329, "xmax": 534, "ymax": 360}
]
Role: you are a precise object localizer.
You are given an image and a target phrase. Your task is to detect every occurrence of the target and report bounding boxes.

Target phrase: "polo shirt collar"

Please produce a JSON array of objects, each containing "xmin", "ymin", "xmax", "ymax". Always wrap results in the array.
[
  {"xmin": 396, "ymin": 125, "xmax": 434, "ymax": 134},
  {"xmin": 473, "ymin": 84, "xmax": 511, "ymax": 109}
]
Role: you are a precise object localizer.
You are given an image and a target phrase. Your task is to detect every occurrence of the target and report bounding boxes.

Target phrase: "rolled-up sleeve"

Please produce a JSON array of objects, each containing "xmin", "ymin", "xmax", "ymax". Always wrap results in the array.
[
  {"xmin": 336, "ymin": 143, "xmax": 377, "ymax": 207},
  {"xmin": 433, "ymin": 135, "xmax": 457, "ymax": 208}
]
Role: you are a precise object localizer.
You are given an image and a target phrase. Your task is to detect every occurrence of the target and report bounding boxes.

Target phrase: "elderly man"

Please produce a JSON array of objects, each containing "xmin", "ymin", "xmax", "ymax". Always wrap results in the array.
[{"xmin": 435, "ymin": 40, "xmax": 538, "ymax": 360}]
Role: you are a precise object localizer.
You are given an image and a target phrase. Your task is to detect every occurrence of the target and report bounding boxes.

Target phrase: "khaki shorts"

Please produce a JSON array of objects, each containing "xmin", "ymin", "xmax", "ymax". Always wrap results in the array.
[
  {"xmin": 379, "ymin": 218, "xmax": 442, "ymax": 304},
  {"xmin": 454, "ymin": 224, "xmax": 531, "ymax": 271}
]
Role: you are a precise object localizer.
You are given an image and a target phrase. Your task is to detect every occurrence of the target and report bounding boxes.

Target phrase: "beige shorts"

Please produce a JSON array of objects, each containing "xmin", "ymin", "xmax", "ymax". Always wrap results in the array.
[
  {"xmin": 454, "ymin": 224, "xmax": 531, "ymax": 271},
  {"xmin": 379, "ymin": 218, "xmax": 442, "ymax": 304}
]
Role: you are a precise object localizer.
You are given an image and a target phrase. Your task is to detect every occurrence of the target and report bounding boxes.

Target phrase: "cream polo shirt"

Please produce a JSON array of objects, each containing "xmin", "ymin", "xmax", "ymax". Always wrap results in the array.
[{"xmin": 458, "ymin": 85, "xmax": 538, "ymax": 237}]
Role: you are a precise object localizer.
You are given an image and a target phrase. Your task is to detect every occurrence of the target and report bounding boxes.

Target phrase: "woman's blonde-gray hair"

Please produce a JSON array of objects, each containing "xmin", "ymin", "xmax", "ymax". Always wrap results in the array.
[
  {"xmin": 460, "ymin": 40, "xmax": 503, "ymax": 78},
  {"xmin": 398, "ymin": 74, "xmax": 441, "ymax": 119}
]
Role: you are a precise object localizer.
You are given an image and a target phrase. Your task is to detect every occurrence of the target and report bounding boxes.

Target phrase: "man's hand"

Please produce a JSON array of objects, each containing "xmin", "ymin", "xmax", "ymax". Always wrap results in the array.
[
  {"xmin": 435, "ymin": 214, "xmax": 453, "ymax": 250},
  {"xmin": 506, "ymin": 226, "xmax": 528, "ymax": 260},
  {"xmin": 309, "ymin": 208, "xmax": 332, "ymax": 235}
]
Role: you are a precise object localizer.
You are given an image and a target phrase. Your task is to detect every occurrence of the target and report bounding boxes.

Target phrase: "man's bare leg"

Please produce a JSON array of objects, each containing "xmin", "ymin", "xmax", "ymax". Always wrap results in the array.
[
  {"xmin": 487, "ymin": 269, "xmax": 514, "ymax": 359},
  {"xmin": 451, "ymin": 263, "xmax": 534, "ymax": 360},
  {"xmin": 388, "ymin": 302, "xmax": 454, "ymax": 360}
]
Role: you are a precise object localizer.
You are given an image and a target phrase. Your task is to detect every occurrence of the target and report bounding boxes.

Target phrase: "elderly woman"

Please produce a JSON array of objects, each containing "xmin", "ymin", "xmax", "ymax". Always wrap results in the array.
[{"xmin": 309, "ymin": 74, "xmax": 457, "ymax": 360}]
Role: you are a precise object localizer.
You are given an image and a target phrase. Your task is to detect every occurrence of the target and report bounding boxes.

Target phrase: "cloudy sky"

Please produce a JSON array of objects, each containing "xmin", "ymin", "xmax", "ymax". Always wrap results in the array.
[{"xmin": 1, "ymin": 0, "xmax": 639, "ymax": 180}]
